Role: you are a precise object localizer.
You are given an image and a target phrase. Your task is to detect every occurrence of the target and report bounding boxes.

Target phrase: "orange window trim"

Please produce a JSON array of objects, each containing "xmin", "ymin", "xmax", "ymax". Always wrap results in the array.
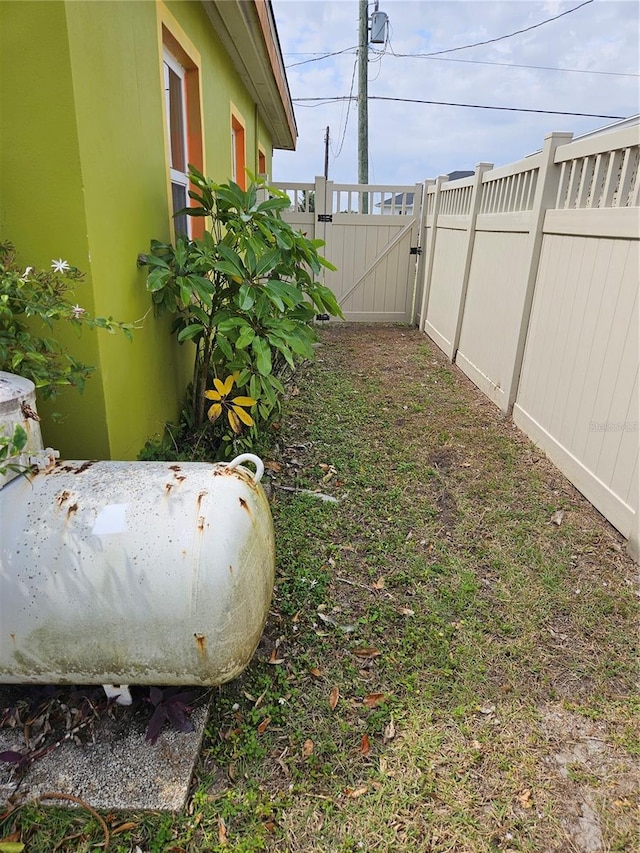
[{"xmin": 232, "ymin": 114, "xmax": 246, "ymax": 191}]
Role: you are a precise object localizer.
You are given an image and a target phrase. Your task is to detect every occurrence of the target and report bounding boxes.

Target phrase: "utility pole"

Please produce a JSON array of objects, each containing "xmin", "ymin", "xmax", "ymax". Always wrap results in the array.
[
  {"xmin": 358, "ymin": 0, "xmax": 369, "ymax": 211},
  {"xmin": 324, "ymin": 126, "xmax": 330, "ymax": 179}
]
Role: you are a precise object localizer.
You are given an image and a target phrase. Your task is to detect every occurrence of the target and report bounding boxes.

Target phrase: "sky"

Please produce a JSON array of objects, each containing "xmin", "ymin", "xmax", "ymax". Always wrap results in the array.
[{"xmin": 271, "ymin": 0, "xmax": 640, "ymax": 185}]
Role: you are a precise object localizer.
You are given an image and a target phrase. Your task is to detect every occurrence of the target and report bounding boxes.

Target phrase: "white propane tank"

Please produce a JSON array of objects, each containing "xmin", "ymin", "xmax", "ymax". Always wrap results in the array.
[
  {"xmin": 0, "ymin": 454, "xmax": 275, "ymax": 689},
  {"xmin": 0, "ymin": 372, "xmax": 44, "ymax": 489}
]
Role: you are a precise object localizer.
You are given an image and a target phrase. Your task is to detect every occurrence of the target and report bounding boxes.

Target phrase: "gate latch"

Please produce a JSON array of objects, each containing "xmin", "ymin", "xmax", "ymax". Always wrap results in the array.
[
  {"xmin": 317, "ymin": 214, "xmax": 333, "ymax": 223},
  {"xmin": 409, "ymin": 246, "xmax": 422, "ymax": 255}
]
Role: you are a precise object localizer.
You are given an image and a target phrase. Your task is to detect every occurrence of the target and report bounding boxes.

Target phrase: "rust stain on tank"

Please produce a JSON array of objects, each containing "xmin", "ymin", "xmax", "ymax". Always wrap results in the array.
[
  {"xmin": 67, "ymin": 502, "xmax": 78, "ymax": 518},
  {"xmin": 239, "ymin": 497, "xmax": 250, "ymax": 514},
  {"xmin": 228, "ymin": 564, "xmax": 234, "ymax": 575},
  {"xmin": 197, "ymin": 516, "xmax": 205, "ymax": 531},
  {"xmin": 196, "ymin": 490, "xmax": 208, "ymax": 510},
  {"xmin": 194, "ymin": 633, "xmax": 207, "ymax": 659},
  {"xmin": 72, "ymin": 460, "xmax": 96, "ymax": 475},
  {"xmin": 56, "ymin": 490, "xmax": 71, "ymax": 507},
  {"xmin": 165, "ymin": 483, "xmax": 173, "ymax": 495},
  {"xmin": 10, "ymin": 633, "xmax": 16, "ymax": 646},
  {"xmin": 169, "ymin": 465, "xmax": 181, "ymax": 472},
  {"xmin": 174, "ymin": 474, "xmax": 186, "ymax": 483}
]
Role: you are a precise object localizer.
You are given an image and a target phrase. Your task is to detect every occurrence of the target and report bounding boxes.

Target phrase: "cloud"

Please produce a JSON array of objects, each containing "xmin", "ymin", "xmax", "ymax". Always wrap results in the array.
[{"xmin": 272, "ymin": 0, "xmax": 640, "ymax": 183}]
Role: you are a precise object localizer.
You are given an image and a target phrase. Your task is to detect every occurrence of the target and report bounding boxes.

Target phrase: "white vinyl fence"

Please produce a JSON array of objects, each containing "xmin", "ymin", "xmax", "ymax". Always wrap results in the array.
[{"xmin": 417, "ymin": 124, "xmax": 639, "ymax": 557}]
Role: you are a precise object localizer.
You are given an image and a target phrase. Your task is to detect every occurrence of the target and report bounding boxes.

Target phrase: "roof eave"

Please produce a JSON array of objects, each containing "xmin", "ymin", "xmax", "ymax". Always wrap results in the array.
[{"xmin": 201, "ymin": 0, "xmax": 297, "ymax": 151}]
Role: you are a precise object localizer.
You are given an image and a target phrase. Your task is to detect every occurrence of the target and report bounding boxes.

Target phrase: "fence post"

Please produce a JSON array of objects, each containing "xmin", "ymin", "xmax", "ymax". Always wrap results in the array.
[
  {"xmin": 418, "ymin": 175, "xmax": 447, "ymax": 332},
  {"xmin": 413, "ymin": 179, "xmax": 433, "ymax": 326},
  {"xmin": 314, "ymin": 175, "xmax": 334, "ymax": 290},
  {"xmin": 450, "ymin": 162, "xmax": 493, "ymax": 362},
  {"xmin": 503, "ymin": 130, "xmax": 573, "ymax": 414}
]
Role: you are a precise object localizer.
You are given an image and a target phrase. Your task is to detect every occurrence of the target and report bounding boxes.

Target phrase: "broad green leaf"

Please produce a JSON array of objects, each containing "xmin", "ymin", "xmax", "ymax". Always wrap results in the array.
[
  {"xmin": 177, "ymin": 323, "xmax": 204, "ymax": 343},
  {"xmin": 236, "ymin": 324, "xmax": 256, "ymax": 350}
]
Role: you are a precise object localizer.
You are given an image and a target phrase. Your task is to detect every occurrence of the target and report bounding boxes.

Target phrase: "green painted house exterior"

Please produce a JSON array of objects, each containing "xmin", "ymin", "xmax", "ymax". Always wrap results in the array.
[{"xmin": 0, "ymin": 0, "xmax": 296, "ymax": 459}]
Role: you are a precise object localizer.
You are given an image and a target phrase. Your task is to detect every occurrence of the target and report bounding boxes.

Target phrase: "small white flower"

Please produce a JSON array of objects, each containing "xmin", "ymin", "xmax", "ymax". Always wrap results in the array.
[
  {"xmin": 71, "ymin": 304, "xmax": 86, "ymax": 319},
  {"xmin": 278, "ymin": 697, "xmax": 287, "ymax": 705},
  {"xmin": 20, "ymin": 266, "xmax": 33, "ymax": 281},
  {"xmin": 51, "ymin": 258, "xmax": 71, "ymax": 273},
  {"xmin": 231, "ymin": 703, "xmax": 240, "ymax": 712}
]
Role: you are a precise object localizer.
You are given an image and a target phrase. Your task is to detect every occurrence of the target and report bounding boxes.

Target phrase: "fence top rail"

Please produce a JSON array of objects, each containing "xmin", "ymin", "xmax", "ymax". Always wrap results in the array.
[
  {"xmin": 554, "ymin": 124, "xmax": 640, "ymax": 163},
  {"xmin": 441, "ymin": 175, "xmax": 475, "ymax": 190},
  {"xmin": 273, "ymin": 182, "xmax": 315, "ymax": 191},
  {"xmin": 330, "ymin": 182, "xmax": 420, "ymax": 194},
  {"xmin": 482, "ymin": 154, "xmax": 542, "ymax": 183}
]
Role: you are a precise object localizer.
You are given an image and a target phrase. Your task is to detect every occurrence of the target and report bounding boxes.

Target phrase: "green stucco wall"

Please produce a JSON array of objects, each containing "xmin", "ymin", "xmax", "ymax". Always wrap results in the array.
[{"xmin": 0, "ymin": 0, "xmax": 277, "ymax": 459}]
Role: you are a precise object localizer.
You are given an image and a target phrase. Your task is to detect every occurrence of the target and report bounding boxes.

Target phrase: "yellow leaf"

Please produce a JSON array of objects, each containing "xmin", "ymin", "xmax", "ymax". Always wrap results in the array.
[
  {"xmin": 204, "ymin": 389, "xmax": 221, "ymax": 401},
  {"xmin": 309, "ymin": 666, "xmax": 322, "ymax": 678},
  {"xmin": 231, "ymin": 405, "xmax": 254, "ymax": 427},
  {"xmin": 207, "ymin": 403, "xmax": 222, "ymax": 423},
  {"xmin": 231, "ymin": 396, "xmax": 256, "ymax": 407},
  {"xmin": 257, "ymin": 716, "xmax": 271, "ymax": 733},
  {"xmin": 221, "ymin": 374, "xmax": 235, "ymax": 395},
  {"xmin": 227, "ymin": 408, "xmax": 241, "ymax": 434},
  {"xmin": 302, "ymin": 738, "xmax": 314, "ymax": 758},
  {"xmin": 0, "ymin": 843, "xmax": 25, "ymax": 853}
]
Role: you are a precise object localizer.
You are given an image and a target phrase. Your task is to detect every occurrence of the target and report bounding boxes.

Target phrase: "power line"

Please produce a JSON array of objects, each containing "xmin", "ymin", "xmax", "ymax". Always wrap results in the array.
[
  {"xmin": 291, "ymin": 95, "xmax": 626, "ymax": 120},
  {"xmin": 331, "ymin": 57, "xmax": 359, "ymax": 160},
  {"xmin": 284, "ymin": 0, "xmax": 598, "ymax": 69},
  {"xmin": 385, "ymin": 50, "xmax": 639, "ymax": 79},
  {"xmin": 398, "ymin": 0, "xmax": 596, "ymax": 58},
  {"xmin": 285, "ymin": 45, "xmax": 358, "ymax": 68}
]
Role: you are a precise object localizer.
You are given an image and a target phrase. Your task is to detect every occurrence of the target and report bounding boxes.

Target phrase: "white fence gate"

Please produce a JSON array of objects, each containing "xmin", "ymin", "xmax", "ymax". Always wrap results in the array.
[{"xmin": 274, "ymin": 177, "xmax": 423, "ymax": 323}]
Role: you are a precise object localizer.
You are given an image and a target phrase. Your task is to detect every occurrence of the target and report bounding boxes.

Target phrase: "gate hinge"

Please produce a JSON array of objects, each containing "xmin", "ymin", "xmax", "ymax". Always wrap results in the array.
[
  {"xmin": 317, "ymin": 214, "xmax": 333, "ymax": 223},
  {"xmin": 409, "ymin": 246, "xmax": 422, "ymax": 255}
]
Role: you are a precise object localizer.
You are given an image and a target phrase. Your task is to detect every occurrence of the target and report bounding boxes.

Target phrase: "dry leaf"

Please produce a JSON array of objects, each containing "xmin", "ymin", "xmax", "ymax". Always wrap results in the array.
[
  {"xmin": 360, "ymin": 734, "xmax": 370, "ymax": 755},
  {"xmin": 551, "ymin": 509, "xmax": 565, "ymax": 526},
  {"xmin": 353, "ymin": 647, "xmax": 381, "ymax": 659},
  {"xmin": 302, "ymin": 738, "xmax": 314, "ymax": 758},
  {"xmin": 379, "ymin": 755, "xmax": 388, "ymax": 774},
  {"xmin": 268, "ymin": 649, "xmax": 285, "ymax": 665},
  {"xmin": 345, "ymin": 785, "xmax": 369, "ymax": 798},
  {"xmin": 264, "ymin": 460, "xmax": 282, "ymax": 472},
  {"xmin": 363, "ymin": 693, "xmax": 386, "ymax": 709},
  {"xmin": 517, "ymin": 789, "xmax": 534, "ymax": 809},
  {"xmin": 478, "ymin": 703, "xmax": 496, "ymax": 715},
  {"xmin": 329, "ymin": 686, "xmax": 340, "ymax": 711},
  {"xmin": 309, "ymin": 666, "xmax": 323, "ymax": 678},
  {"xmin": 384, "ymin": 716, "xmax": 396, "ymax": 742},
  {"xmin": 399, "ymin": 607, "xmax": 415, "ymax": 616},
  {"xmin": 372, "ymin": 577, "xmax": 385, "ymax": 589},
  {"xmin": 257, "ymin": 716, "xmax": 271, "ymax": 734},
  {"xmin": 218, "ymin": 816, "xmax": 228, "ymax": 845}
]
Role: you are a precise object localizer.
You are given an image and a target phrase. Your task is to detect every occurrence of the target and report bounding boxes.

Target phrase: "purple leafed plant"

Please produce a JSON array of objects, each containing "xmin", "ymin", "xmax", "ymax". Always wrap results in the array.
[{"xmin": 144, "ymin": 687, "xmax": 196, "ymax": 745}]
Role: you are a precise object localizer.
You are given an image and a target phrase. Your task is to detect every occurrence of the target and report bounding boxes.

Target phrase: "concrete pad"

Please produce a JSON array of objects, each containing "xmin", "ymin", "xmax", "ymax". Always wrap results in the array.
[{"xmin": 0, "ymin": 686, "xmax": 211, "ymax": 811}]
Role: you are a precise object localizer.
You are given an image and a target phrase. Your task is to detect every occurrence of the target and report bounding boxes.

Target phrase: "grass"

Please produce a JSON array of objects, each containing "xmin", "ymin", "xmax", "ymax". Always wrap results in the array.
[{"xmin": 1, "ymin": 324, "xmax": 638, "ymax": 852}]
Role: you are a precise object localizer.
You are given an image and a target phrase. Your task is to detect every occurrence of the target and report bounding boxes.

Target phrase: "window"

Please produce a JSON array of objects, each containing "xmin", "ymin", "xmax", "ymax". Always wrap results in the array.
[
  {"xmin": 231, "ymin": 112, "xmax": 246, "ymax": 190},
  {"xmin": 163, "ymin": 50, "xmax": 189, "ymax": 237},
  {"xmin": 258, "ymin": 146, "xmax": 267, "ymax": 177},
  {"xmin": 159, "ymin": 8, "xmax": 204, "ymax": 240}
]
